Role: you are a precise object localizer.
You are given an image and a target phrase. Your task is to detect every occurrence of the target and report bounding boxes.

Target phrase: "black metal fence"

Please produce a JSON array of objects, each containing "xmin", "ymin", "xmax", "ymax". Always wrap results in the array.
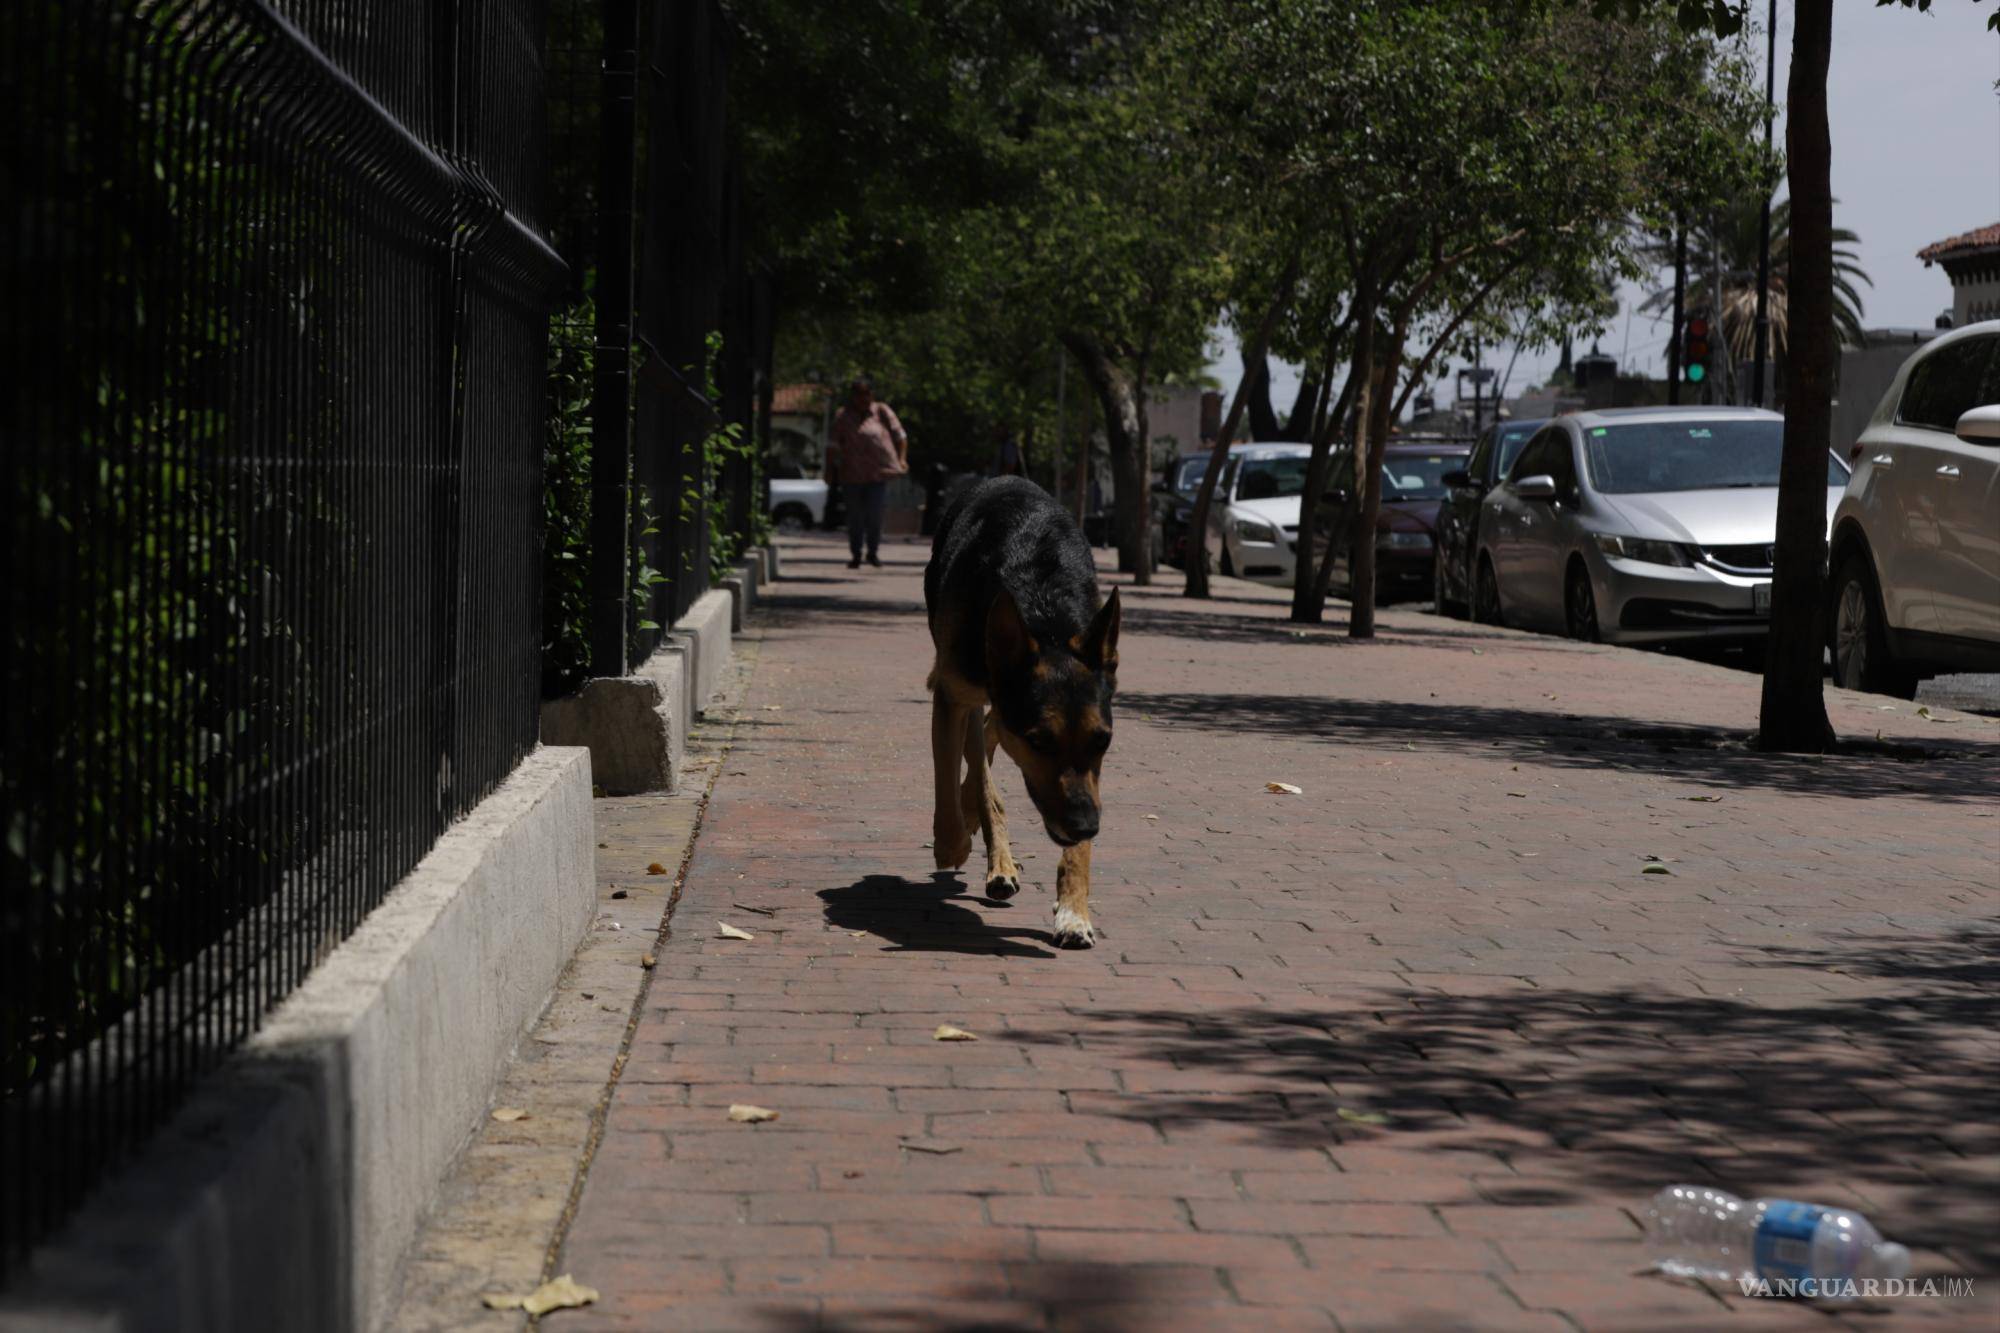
[
  {"xmin": 1, "ymin": 0, "xmax": 565, "ymax": 1273},
  {"xmin": 543, "ymin": 0, "xmax": 763, "ymax": 688}
]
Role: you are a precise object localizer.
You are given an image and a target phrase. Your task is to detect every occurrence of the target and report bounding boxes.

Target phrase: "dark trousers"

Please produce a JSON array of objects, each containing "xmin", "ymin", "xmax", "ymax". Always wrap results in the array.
[{"xmin": 844, "ymin": 481, "xmax": 887, "ymax": 560}]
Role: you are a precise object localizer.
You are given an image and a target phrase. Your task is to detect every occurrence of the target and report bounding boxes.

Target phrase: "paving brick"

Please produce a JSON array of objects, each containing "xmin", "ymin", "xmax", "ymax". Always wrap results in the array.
[{"xmin": 520, "ymin": 537, "xmax": 2000, "ymax": 1333}]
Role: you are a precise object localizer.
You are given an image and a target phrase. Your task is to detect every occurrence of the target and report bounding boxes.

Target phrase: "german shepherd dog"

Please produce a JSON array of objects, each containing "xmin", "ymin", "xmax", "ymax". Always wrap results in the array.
[{"xmin": 924, "ymin": 477, "xmax": 1120, "ymax": 948}]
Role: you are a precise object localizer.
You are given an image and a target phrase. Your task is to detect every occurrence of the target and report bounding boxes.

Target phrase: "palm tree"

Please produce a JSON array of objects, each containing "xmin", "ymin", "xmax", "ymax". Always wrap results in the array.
[{"xmin": 1642, "ymin": 194, "xmax": 1871, "ymax": 402}]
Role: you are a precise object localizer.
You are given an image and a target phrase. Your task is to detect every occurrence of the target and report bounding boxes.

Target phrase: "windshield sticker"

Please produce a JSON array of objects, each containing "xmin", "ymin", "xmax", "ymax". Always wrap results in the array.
[{"xmin": 1687, "ymin": 428, "xmax": 1713, "ymax": 438}]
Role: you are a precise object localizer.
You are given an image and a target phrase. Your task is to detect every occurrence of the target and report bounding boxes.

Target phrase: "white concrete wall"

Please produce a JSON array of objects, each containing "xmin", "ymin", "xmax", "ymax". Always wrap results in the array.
[{"xmin": 0, "ymin": 746, "xmax": 596, "ymax": 1333}]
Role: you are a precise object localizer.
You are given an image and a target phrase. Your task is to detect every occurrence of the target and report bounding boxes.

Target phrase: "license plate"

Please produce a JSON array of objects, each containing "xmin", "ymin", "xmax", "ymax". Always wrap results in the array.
[{"xmin": 1752, "ymin": 582, "xmax": 1772, "ymax": 614}]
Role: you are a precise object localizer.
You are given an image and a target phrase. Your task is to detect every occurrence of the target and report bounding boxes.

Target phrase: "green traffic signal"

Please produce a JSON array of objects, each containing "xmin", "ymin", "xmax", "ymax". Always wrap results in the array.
[{"xmin": 1686, "ymin": 363, "xmax": 1706, "ymax": 383}]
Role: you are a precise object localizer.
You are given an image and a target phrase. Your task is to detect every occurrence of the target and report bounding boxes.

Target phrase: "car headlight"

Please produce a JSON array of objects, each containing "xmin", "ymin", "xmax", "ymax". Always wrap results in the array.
[
  {"xmin": 1379, "ymin": 530, "xmax": 1432, "ymax": 549},
  {"xmin": 1234, "ymin": 517, "xmax": 1279, "ymax": 543},
  {"xmin": 1592, "ymin": 533, "xmax": 1692, "ymax": 567}
]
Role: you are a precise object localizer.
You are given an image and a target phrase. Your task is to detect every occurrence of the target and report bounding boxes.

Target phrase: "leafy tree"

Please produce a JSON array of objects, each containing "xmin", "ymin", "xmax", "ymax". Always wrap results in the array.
[{"xmin": 1639, "ymin": 195, "xmax": 1872, "ymax": 404}]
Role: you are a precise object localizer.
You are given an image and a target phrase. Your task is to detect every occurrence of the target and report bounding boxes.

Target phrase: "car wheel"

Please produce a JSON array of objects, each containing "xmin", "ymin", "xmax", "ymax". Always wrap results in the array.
[
  {"xmin": 773, "ymin": 505, "xmax": 810, "ymax": 534},
  {"xmin": 1564, "ymin": 562, "xmax": 1599, "ymax": 642},
  {"xmin": 1473, "ymin": 556, "xmax": 1504, "ymax": 626},
  {"xmin": 1830, "ymin": 551, "xmax": 1917, "ymax": 699}
]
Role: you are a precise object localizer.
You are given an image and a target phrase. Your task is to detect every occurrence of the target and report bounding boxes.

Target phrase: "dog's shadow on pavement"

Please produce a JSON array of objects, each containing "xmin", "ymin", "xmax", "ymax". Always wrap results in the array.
[{"xmin": 820, "ymin": 872, "xmax": 1059, "ymax": 958}]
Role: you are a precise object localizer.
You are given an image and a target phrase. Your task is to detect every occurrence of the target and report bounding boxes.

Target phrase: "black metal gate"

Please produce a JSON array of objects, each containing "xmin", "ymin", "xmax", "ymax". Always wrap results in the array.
[{"xmin": 0, "ymin": 0, "xmax": 565, "ymax": 1272}]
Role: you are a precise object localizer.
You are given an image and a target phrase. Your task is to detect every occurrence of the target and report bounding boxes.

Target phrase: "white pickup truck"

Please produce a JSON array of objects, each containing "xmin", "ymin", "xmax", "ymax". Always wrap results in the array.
[{"xmin": 768, "ymin": 476, "xmax": 829, "ymax": 531}]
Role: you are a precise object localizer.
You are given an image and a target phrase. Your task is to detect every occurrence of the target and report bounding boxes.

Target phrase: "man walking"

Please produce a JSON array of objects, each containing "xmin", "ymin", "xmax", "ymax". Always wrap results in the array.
[{"xmin": 827, "ymin": 377, "xmax": 908, "ymax": 568}]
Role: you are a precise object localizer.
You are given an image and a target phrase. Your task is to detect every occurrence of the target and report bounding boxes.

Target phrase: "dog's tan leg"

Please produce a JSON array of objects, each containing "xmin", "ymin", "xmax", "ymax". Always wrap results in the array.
[
  {"xmin": 931, "ymin": 687, "xmax": 972, "ymax": 870},
  {"xmin": 1052, "ymin": 840, "xmax": 1094, "ymax": 948},
  {"xmin": 961, "ymin": 707, "xmax": 1021, "ymax": 900}
]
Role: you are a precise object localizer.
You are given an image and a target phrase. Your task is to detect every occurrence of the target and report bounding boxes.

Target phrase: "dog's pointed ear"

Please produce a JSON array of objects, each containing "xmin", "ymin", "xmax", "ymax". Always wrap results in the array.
[
  {"xmin": 986, "ymin": 588, "xmax": 1037, "ymax": 673},
  {"xmin": 1082, "ymin": 588, "xmax": 1120, "ymax": 673}
]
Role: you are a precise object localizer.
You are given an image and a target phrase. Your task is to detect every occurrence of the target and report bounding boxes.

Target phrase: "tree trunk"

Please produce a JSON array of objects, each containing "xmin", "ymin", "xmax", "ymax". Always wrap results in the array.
[
  {"xmin": 1347, "ymin": 322, "xmax": 1392, "ymax": 639},
  {"xmin": 1291, "ymin": 333, "xmax": 1357, "ymax": 623},
  {"xmin": 1758, "ymin": 0, "xmax": 1835, "ymax": 752},
  {"xmin": 1283, "ymin": 367, "xmax": 1323, "ymax": 441},
  {"xmin": 1061, "ymin": 332, "xmax": 1150, "ymax": 584},
  {"xmin": 1183, "ymin": 249, "xmax": 1303, "ymax": 599},
  {"xmin": 1244, "ymin": 348, "xmax": 1280, "ymax": 443},
  {"xmin": 1126, "ymin": 357, "xmax": 1154, "ymax": 586}
]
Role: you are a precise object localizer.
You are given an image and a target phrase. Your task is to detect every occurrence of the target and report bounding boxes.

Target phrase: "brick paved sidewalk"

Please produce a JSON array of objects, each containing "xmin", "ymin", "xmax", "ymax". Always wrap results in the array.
[{"xmin": 553, "ymin": 533, "xmax": 1997, "ymax": 1333}]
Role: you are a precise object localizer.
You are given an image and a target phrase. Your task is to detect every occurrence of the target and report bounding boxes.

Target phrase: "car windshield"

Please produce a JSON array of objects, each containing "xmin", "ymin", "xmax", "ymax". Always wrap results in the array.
[
  {"xmin": 1581, "ymin": 419, "xmax": 1847, "ymax": 493},
  {"xmin": 1381, "ymin": 453, "xmax": 1464, "ymax": 501},
  {"xmin": 1235, "ymin": 456, "xmax": 1310, "ymax": 500},
  {"xmin": 1495, "ymin": 424, "xmax": 1538, "ymax": 476}
]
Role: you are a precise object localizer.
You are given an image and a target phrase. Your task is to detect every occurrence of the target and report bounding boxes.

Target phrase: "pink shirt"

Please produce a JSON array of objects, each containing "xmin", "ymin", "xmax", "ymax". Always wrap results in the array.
[{"xmin": 829, "ymin": 401, "xmax": 907, "ymax": 484}]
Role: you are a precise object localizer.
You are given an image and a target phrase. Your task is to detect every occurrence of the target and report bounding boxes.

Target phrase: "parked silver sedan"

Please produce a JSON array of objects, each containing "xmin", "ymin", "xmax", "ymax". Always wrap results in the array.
[{"xmin": 1472, "ymin": 407, "xmax": 1849, "ymax": 643}]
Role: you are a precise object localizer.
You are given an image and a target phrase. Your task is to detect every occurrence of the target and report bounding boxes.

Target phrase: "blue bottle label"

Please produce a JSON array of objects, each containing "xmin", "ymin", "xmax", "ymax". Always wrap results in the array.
[{"xmin": 1753, "ymin": 1200, "xmax": 1825, "ymax": 1281}]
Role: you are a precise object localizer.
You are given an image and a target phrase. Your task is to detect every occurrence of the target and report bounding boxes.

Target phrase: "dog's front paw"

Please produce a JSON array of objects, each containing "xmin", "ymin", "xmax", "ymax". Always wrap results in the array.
[
  {"xmin": 1051, "ymin": 903, "xmax": 1096, "ymax": 949},
  {"xmin": 933, "ymin": 826, "xmax": 972, "ymax": 870},
  {"xmin": 984, "ymin": 872, "xmax": 1020, "ymax": 901}
]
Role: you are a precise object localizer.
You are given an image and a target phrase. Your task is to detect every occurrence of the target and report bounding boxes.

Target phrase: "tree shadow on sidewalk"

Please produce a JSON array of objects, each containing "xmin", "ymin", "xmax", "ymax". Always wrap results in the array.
[
  {"xmin": 820, "ymin": 872, "xmax": 1057, "ymax": 959},
  {"xmin": 1122, "ymin": 689, "xmax": 1999, "ymax": 804},
  {"xmin": 752, "ymin": 1259, "xmax": 1167, "ymax": 1333},
  {"xmin": 1008, "ymin": 923, "xmax": 2000, "ymax": 1273}
]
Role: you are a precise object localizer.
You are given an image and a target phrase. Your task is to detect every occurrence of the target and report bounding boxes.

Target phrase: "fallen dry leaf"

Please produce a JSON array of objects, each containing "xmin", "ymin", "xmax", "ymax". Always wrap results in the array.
[
  {"xmin": 847, "ymin": 930, "xmax": 867, "ymax": 938},
  {"xmin": 1142, "ymin": 814, "xmax": 1160, "ymax": 822},
  {"xmin": 481, "ymin": 1274, "xmax": 599, "ymax": 1315},
  {"xmin": 1266, "ymin": 781, "xmax": 1303, "ymax": 795},
  {"xmin": 762, "ymin": 704, "xmax": 783, "ymax": 711},
  {"xmin": 902, "ymin": 1140, "xmax": 962, "ymax": 1155},
  {"xmin": 646, "ymin": 862, "xmax": 667, "ymax": 875},
  {"xmin": 717, "ymin": 921, "xmax": 756, "ymax": 941},
  {"xmin": 933, "ymin": 1025, "xmax": 978, "ymax": 1042},
  {"xmin": 640, "ymin": 954, "xmax": 656, "ymax": 969},
  {"xmin": 490, "ymin": 1106, "xmax": 529, "ymax": 1123},
  {"xmin": 1683, "ymin": 795, "xmax": 1722, "ymax": 803},
  {"xmin": 1917, "ymin": 705, "xmax": 1932, "ymax": 718},
  {"xmin": 728, "ymin": 1104, "xmax": 779, "ymax": 1123},
  {"xmin": 1336, "ymin": 1107, "xmax": 1392, "ymax": 1126},
  {"xmin": 1642, "ymin": 864, "xmax": 1673, "ymax": 875},
  {"xmin": 1506, "ymin": 791, "xmax": 1528, "ymax": 798}
]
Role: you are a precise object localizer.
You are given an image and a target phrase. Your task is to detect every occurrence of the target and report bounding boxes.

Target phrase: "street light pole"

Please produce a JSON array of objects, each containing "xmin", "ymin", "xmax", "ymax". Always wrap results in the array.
[
  {"xmin": 1751, "ymin": 0, "xmax": 1777, "ymax": 409},
  {"xmin": 1668, "ymin": 222, "xmax": 1686, "ymax": 406}
]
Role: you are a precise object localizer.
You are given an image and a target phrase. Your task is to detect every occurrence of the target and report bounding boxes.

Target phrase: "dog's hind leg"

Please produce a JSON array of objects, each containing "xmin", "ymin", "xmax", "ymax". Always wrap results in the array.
[
  {"xmin": 1052, "ymin": 840, "xmax": 1095, "ymax": 948},
  {"xmin": 931, "ymin": 687, "xmax": 972, "ymax": 870},
  {"xmin": 960, "ymin": 707, "xmax": 1021, "ymax": 900}
]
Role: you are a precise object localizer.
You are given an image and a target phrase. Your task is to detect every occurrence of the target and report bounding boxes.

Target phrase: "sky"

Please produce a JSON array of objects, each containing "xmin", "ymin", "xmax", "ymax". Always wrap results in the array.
[{"xmin": 1208, "ymin": 1, "xmax": 2000, "ymax": 417}]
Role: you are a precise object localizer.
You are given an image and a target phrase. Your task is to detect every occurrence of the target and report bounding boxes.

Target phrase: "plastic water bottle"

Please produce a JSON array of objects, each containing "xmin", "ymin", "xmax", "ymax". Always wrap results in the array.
[{"xmin": 1644, "ymin": 1185, "xmax": 1910, "ymax": 1299}]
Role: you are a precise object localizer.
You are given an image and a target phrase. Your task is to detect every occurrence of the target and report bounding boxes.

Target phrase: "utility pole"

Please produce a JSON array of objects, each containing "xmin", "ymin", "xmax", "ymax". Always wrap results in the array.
[
  {"xmin": 1667, "ymin": 222, "xmax": 1686, "ymax": 406},
  {"xmin": 1751, "ymin": 0, "xmax": 1777, "ymax": 408},
  {"xmin": 1470, "ymin": 338, "xmax": 1484, "ymax": 440},
  {"xmin": 1712, "ymin": 210, "xmax": 1729, "ymax": 405}
]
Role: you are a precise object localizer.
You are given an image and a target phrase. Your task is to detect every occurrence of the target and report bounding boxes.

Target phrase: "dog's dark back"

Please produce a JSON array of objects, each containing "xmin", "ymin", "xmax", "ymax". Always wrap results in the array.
[{"xmin": 925, "ymin": 477, "xmax": 1100, "ymax": 690}]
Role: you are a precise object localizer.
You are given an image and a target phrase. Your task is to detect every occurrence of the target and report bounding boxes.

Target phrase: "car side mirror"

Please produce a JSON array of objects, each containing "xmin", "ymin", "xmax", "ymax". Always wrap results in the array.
[
  {"xmin": 1954, "ymin": 405, "xmax": 2000, "ymax": 445},
  {"xmin": 1514, "ymin": 474, "xmax": 1558, "ymax": 501},
  {"xmin": 1440, "ymin": 469, "xmax": 1470, "ymax": 488}
]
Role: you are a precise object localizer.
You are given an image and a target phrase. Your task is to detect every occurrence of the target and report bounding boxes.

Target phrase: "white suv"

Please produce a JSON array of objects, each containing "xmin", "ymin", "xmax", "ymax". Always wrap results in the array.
[{"xmin": 1827, "ymin": 321, "xmax": 2000, "ymax": 697}]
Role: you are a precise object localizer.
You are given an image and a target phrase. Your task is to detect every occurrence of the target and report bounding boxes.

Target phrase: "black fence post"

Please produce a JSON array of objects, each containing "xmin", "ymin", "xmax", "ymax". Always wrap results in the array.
[{"xmin": 590, "ymin": 0, "xmax": 639, "ymax": 677}]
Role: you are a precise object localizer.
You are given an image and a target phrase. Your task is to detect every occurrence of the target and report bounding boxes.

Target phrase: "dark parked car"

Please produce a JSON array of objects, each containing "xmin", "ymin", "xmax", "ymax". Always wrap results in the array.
[
  {"xmin": 1310, "ymin": 441, "xmax": 1472, "ymax": 604},
  {"xmin": 1434, "ymin": 418, "xmax": 1547, "ymax": 616},
  {"xmin": 1153, "ymin": 444, "xmax": 1256, "ymax": 568}
]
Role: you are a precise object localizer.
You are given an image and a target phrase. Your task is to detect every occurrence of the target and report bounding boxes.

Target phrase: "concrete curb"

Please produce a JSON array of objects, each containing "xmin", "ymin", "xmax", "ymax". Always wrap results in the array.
[
  {"xmin": 539, "ymin": 574, "xmax": 751, "ymax": 793},
  {"xmin": 668, "ymin": 588, "xmax": 733, "ymax": 716},
  {"xmin": 0, "ymin": 747, "xmax": 596, "ymax": 1333}
]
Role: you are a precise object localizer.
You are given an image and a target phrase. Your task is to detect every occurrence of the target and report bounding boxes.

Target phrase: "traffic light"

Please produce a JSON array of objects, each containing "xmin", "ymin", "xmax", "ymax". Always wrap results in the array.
[{"xmin": 1682, "ymin": 315, "xmax": 1711, "ymax": 385}]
